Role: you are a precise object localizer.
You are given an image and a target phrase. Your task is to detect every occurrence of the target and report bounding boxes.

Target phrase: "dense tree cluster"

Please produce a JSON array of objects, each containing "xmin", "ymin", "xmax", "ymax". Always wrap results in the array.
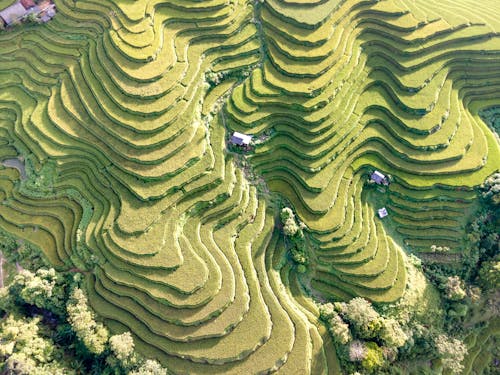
[
  {"xmin": 318, "ymin": 173, "xmax": 500, "ymax": 374},
  {"xmin": 0, "ymin": 230, "xmax": 169, "ymax": 374},
  {"xmin": 0, "ymin": 315, "xmax": 69, "ymax": 375},
  {"xmin": 318, "ymin": 293, "xmax": 475, "ymax": 374},
  {"xmin": 319, "ymin": 298, "xmax": 410, "ymax": 373},
  {"xmin": 434, "ymin": 334, "xmax": 468, "ymax": 374},
  {"xmin": 280, "ymin": 207, "xmax": 308, "ymax": 271},
  {"xmin": 9, "ymin": 268, "xmax": 67, "ymax": 316},
  {"xmin": 67, "ymin": 286, "xmax": 109, "ymax": 355}
]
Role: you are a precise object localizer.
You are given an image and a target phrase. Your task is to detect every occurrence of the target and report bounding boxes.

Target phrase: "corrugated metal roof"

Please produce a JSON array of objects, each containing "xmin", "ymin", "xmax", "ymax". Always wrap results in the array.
[
  {"xmin": 378, "ymin": 207, "xmax": 388, "ymax": 218},
  {"xmin": 0, "ymin": 2, "xmax": 28, "ymax": 25},
  {"xmin": 230, "ymin": 132, "xmax": 252, "ymax": 146},
  {"xmin": 371, "ymin": 170, "xmax": 386, "ymax": 184}
]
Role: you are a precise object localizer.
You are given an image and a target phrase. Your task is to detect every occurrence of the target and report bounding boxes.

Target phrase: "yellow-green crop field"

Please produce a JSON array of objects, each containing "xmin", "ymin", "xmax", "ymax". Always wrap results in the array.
[{"xmin": 0, "ymin": 0, "xmax": 498, "ymax": 373}]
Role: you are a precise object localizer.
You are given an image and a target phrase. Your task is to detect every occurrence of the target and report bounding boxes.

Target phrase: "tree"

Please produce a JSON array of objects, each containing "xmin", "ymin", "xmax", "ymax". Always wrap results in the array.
[
  {"xmin": 380, "ymin": 318, "xmax": 407, "ymax": 348},
  {"xmin": 66, "ymin": 287, "xmax": 109, "ymax": 355},
  {"xmin": 342, "ymin": 298, "xmax": 383, "ymax": 339},
  {"xmin": 481, "ymin": 172, "xmax": 500, "ymax": 205},
  {"xmin": 348, "ymin": 340, "xmax": 366, "ymax": 362},
  {"xmin": 10, "ymin": 268, "xmax": 67, "ymax": 315},
  {"xmin": 129, "ymin": 359, "xmax": 168, "ymax": 375},
  {"xmin": 283, "ymin": 217, "xmax": 299, "ymax": 237},
  {"xmin": 361, "ymin": 342, "xmax": 385, "ymax": 371},
  {"xmin": 280, "ymin": 207, "xmax": 302, "ymax": 237},
  {"xmin": 319, "ymin": 303, "xmax": 335, "ymax": 321},
  {"xmin": 109, "ymin": 332, "xmax": 134, "ymax": 362},
  {"xmin": 0, "ymin": 315, "xmax": 72, "ymax": 374},
  {"xmin": 434, "ymin": 334, "xmax": 467, "ymax": 374},
  {"xmin": 444, "ymin": 276, "xmax": 466, "ymax": 301},
  {"xmin": 328, "ymin": 313, "xmax": 351, "ymax": 345}
]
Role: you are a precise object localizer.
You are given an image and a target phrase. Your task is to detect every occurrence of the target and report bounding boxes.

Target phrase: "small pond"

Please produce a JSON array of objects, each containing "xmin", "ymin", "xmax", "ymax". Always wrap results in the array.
[{"xmin": 1, "ymin": 158, "xmax": 27, "ymax": 180}]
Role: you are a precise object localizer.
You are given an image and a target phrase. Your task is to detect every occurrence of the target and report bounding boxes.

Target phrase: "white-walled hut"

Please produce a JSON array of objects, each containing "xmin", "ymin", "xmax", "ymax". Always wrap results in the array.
[
  {"xmin": 378, "ymin": 207, "xmax": 388, "ymax": 219},
  {"xmin": 230, "ymin": 132, "xmax": 252, "ymax": 147}
]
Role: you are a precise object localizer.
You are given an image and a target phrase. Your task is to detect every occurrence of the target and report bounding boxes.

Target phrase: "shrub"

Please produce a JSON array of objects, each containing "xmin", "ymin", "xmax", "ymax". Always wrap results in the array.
[
  {"xmin": 444, "ymin": 276, "xmax": 466, "ymax": 301},
  {"xmin": 348, "ymin": 340, "xmax": 366, "ymax": 362},
  {"xmin": 434, "ymin": 334, "xmax": 467, "ymax": 374},
  {"xmin": 328, "ymin": 313, "xmax": 351, "ymax": 345},
  {"xmin": 66, "ymin": 288, "xmax": 108, "ymax": 355},
  {"xmin": 342, "ymin": 298, "xmax": 383, "ymax": 339},
  {"xmin": 361, "ymin": 342, "xmax": 385, "ymax": 371},
  {"xmin": 109, "ymin": 332, "xmax": 134, "ymax": 362}
]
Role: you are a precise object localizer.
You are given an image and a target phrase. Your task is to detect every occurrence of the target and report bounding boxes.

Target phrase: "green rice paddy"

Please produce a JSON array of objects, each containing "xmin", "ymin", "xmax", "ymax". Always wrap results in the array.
[{"xmin": 0, "ymin": 0, "xmax": 499, "ymax": 373}]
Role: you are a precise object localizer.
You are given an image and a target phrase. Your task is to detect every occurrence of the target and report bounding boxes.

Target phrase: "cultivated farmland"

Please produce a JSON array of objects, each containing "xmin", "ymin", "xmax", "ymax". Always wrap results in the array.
[{"xmin": 0, "ymin": 0, "xmax": 499, "ymax": 373}]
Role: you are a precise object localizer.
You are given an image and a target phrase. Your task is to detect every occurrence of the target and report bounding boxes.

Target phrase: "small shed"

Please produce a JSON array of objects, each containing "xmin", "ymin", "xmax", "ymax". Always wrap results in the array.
[
  {"xmin": 377, "ymin": 207, "xmax": 388, "ymax": 219},
  {"xmin": 371, "ymin": 170, "xmax": 388, "ymax": 185},
  {"xmin": 230, "ymin": 132, "xmax": 252, "ymax": 147},
  {"xmin": 0, "ymin": 2, "xmax": 28, "ymax": 26}
]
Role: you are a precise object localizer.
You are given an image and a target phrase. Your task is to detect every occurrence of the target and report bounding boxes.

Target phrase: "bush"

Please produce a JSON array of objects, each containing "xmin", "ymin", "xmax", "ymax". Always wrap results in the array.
[
  {"xmin": 348, "ymin": 340, "xmax": 366, "ymax": 362},
  {"xmin": 361, "ymin": 342, "xmax": 385, "ymax": 371},
  {"xmin": 380, "ymin": 318, "xmax": 407, "ymax": 348},
  {"xmin": 444, "ymin": 276, "xmax": 466, "ymax": 301},
  {"xmin": 328, "ymin": 313, "xmax": 351, "ymax": 345},
  {"xmin": 342, "ymin": 298, "xmax": 383, "ymax": 339},
  {"xmin": 66, "ymin": 288, "xmax": 108, "ymax": 355},
  {"xmin": 434, "ymin": 334, "xmax": 467, "ymax": 374}
]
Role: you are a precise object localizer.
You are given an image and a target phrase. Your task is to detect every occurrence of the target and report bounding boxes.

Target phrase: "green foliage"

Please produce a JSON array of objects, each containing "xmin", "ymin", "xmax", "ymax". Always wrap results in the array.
[
  {"xmin": 342, "ymin": 298, "xmax": 383, "ymax": 339},
  {"xmin": 280, "ymin": 207, "xmax": 308, "ymax": 267},
  {"xmin": 360, "ymin": 341, "xmax": 384, "ymax": 372},
  {"xmin": 25, "ymin": 13, "xmax": 40, "ymax": 24},
  {"xmin": 0, "ymin": 315, "xmax": 73, "ymax": 375},
  {"xmin": 478, "ymin": 259, "xmax": 500, "ymax": 290},
  {"xmin": 479, "ymin": 107, "xmax": 500, "ymax": 138},
  {"xmin": 320, "ymin": 298, "xmax": 410, "ymax": 373},
  {"xmin": 129, "ymin": 359, "xmax": 168, "ymax": 375},
  {"xmin": 0, "ymin": 228, "xmax": 50, "ymax": 271},
  {"xmin": 109, "ymin": 332, "xmax": 134, "ymax": 362},
  {"xmin": 66, "ymin": 287, "xmax": 109, "ymax": 355},
  {"xmin": 9, "ymin": 268, "xmax": 68, "ymax": 316},
  {"xmin": 21, "ymin": 159, "xmax": 57, "ymax": 198},
  {"xmin": 434, "ymin": 334, "xmax": 468, "ymax": 374}
]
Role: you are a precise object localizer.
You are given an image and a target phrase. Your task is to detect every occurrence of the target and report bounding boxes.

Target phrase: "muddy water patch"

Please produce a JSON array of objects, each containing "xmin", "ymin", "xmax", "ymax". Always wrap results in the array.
[{"xmin": 1, "ymin": 157, "xmax": 27, "ymax": 180}]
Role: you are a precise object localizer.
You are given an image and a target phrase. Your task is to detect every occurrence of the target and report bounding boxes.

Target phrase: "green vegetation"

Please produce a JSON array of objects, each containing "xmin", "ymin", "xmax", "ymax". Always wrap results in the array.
[
  {"xmin": 0, "ymin": 231, "xmax": 168, "ymax": 374},
  {"xmin": 0, "ymin": 0, "xmax": 498, "ymax": 373}
]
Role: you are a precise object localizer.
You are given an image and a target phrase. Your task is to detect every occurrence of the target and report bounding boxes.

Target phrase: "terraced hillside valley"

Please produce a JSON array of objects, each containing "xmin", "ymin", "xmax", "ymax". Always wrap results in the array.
[{"xmin": 0, "ymin": 0, "xmax": 499, "ymax": 374}]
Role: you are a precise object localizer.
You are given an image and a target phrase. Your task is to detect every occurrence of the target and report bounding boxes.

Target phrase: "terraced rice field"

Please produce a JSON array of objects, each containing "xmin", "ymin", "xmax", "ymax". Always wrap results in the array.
[{"xmin": 0, "ymin": 0, "xmax": 499, "ymax": 373}]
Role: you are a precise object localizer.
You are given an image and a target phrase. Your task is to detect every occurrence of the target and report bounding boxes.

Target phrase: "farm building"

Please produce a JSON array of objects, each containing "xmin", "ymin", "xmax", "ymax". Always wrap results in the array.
[
  {"xmin": 370, "ymin": 170, "xmax": 389, "ymax": 185},
  {"xmin": 0, "ymin": 1, "xmax": 30, "ymax": 26},
  {"xmin": 378, "ymin": 207, "xmax": 388, "ymax": 219},
  {"xmin": 0, "ymin": 0, "xmax": 54, "ymax": 27},
  {"xmin": 230, "ymin": 132, "xmax": 252, "ymax": 147}
]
